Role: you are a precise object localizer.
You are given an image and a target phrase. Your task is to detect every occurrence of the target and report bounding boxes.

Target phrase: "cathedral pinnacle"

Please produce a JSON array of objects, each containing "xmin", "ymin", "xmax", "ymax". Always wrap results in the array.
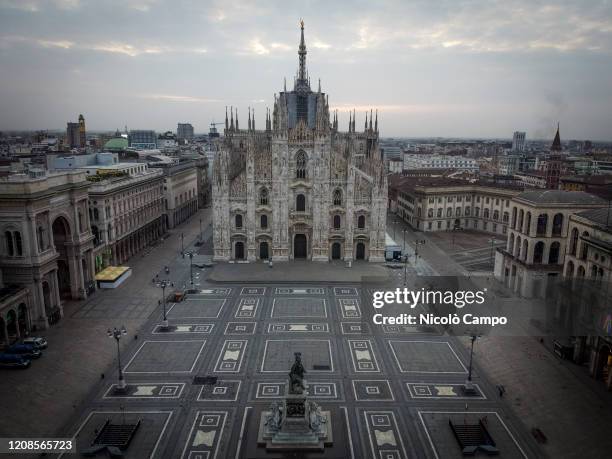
[{"xmin": 295, "ymin": 19, "xmax": 309, "ymax": 90}]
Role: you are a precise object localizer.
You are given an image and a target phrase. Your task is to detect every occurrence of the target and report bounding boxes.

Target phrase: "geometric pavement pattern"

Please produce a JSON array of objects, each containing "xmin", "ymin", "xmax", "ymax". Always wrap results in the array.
[{"xmin": 59, "ymin": 279, "xmax": 540, "ymax": 459}]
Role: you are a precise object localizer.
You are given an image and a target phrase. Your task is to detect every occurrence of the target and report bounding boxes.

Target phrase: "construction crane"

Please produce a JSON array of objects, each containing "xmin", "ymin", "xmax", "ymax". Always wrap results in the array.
[{"xmin": 209, "ymin": 121, "xmax": 224, "ymax": 138}]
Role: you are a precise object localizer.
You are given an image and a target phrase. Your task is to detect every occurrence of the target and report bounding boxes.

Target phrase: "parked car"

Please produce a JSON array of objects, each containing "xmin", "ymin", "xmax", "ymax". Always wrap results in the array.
[
  {"xmin": 0, "ymin": 353, "xmax": 31, "ymax": 369},
  {"xmin": 22, "ymin": 337, "xmax": 48, "ymax": 349},
  {"xmin": 6, "ymin": 343, "xmax": 42, "ymax": 359}
]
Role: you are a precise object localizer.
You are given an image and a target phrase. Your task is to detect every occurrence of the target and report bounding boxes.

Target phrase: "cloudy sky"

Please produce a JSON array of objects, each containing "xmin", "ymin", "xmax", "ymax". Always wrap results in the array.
[{"xmin": 1, "ymin": 0, "xmax": 611, "ymax": 140}]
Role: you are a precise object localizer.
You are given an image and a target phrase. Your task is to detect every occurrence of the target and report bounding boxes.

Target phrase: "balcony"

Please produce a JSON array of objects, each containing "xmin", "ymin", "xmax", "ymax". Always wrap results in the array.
[
  {"xmin": 290, "ymin": 211, "xmax": 311, "ymax": 224},
  {"xmin": 354, "ymin": 227, "xmax": 369, "ymax": 236}
]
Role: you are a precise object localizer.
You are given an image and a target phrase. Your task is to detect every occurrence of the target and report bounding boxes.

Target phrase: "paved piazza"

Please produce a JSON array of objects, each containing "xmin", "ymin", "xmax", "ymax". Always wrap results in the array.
[{"xmin": 60, "ymin": 281, "xmax": 540, "ymax": 458}]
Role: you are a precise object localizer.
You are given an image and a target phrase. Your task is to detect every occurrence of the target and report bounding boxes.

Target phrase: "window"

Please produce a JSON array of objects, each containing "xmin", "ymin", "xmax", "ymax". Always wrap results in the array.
[
  {"xmin": 428, "ymin": 209, "xmax": 434, "ymax": 218},
  {"xmin": 465, "ymin": 207, "xmax": 471, "ymax": 216},
  {"xmin": 455, "ymin": 207, "xmax": 461, "ymax": 216},
  {"xmin": 503, "ymin": 212, "xmax": 509, "ymax": 223},
  {"xmin": 333, "ymin": 215, "xmax": 341, "ymax": 229},
  {"xmin": 552, "ymin": 213, "xmax": 563, "ymax": 236},
  {"xmin": 37, "ymin": 226, "xmax": 46, "ymax": 252},
  {"xmin": 260, "ymin": 214, "xmax": 268, "ymax": 229},
  {"xmin": 259, "ymin": 188, "xmax": 269, "ymax": 206},
  {"xmin": 437, "ymin": 208, "xmax": 442, "ymax": 218},
  {"xmin": 536, "ymin": 214, "xmax": 548, "ymax": 236},
  {"xmin": 358, "ymin": 215, "xmax": 366, "ymax": 229},
  {"xmin": 437, "ymin": 221, "xmax": 442, "ymax": 229},
  {"xmin": 428, "ymin": 222, "xmax": 432, "ymax": 230},
  {"xmin": 484, "ymin": 209, "xmax": 490, "ymax": 219},
  {"xmin": 447, "ymin": 207, "xmax": 452, "ymax": 217},
  {"xmin": 5, "ymin": 231, "xmax": 14, "ymax": 256},
  {"xmin": 493, "ymin": 210, "xmax": 499, "ymax": 220},
  {"xmin": 235, "ymin": 214, "xmax": 243, "ymax": 229},
  {"xmin": 486, "ymin": 197, "xmax": 490, "ymax": 204},
  {"xmin": 296, "ymin": 151, "xmax": 307, "ymax": 179},
  {"xmin": 333, "ymin": 189, "xmax": 342, "ymax": 206},
  {"xmin": 296, "ymin": 194, "xmax": 306, "ymax": 212},
  {"xmin": 581, "ymin": 232, "xmax": 589, "ymax": 260},
  {"xmin": 569, "ymin": 228, "xmax": 579, "ymax": 255},
  {"xmin": 13, "ymin": 231, "xmax": 22, "ymax": 256},
  {"xmin": 475, "ymin": 207, "xmax": 480, "ymax": 217}
]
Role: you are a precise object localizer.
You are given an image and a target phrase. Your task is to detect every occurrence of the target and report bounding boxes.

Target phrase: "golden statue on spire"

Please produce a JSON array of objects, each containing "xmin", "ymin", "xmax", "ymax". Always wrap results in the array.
[{"xmin": 300, "ymin": 18, "xmax": 304, "ymax": 29}]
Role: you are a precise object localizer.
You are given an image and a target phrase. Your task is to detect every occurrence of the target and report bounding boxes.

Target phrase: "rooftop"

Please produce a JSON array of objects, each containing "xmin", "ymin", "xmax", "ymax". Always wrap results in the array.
[
  {"xmin": 516, "ymin": 190, "xmax": 606, "ymax": 206},
  {"xmin": 574, "ymin": 207, "xmax": 612, "ymax": 229}
]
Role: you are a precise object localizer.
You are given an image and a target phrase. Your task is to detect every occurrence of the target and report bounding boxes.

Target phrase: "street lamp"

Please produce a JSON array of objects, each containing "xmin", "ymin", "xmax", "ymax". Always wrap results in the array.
[
  {"xmin": 107, "ymin": 325, "xmax": 128, "ymax": 392},
  {"xmin": 156, "ymin": 280, "xmax": 174, "ymax": 329},
  {"xmin": 181, "ymin": 232, "xmax": 185, "ymax": 258},
  {"xmin": 464, "ymin": 334, "xmax": 479, "ymax": 395},
  {"xmin": 185, "ymin": 251, "xmax": 195, "ymax": 285},
  {"xmin": 393, "ymin": 218, "xmax": 398, "ymax": 241},
  {"xmin": 199, "ymin": 218, "xmax": 203, "ymax": 242}
]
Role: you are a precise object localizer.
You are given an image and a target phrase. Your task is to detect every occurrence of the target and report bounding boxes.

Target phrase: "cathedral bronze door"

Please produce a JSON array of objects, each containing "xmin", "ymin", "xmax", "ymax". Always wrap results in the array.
[
  {"xmin": 331, "ymin": 242, "xmax": 341, "ymax": 260},
  {"xmin": 259, "ymin": 241, "xmax": 269, "ymax": 260},
  {"xmin": 356, "ymin": 242, "xmax": 365, "ymax": 260},
  {"xmin": 235, "ymin": 241, "xmax": 245, "ymax": 260},
  {"xmin": 294, "ymin": 234, "xmax": 307, "ymax": 258}
]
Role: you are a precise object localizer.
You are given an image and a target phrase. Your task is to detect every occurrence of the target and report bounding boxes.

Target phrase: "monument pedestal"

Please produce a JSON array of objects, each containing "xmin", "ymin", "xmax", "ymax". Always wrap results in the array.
[{"xmin": 257, "ymin": 394, "xmax": 333, "ymax": 451}]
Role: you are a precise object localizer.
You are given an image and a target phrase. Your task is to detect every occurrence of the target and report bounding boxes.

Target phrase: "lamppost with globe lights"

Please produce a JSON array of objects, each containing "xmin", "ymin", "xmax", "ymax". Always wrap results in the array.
[
  {"xmin": 185, "ymin": 251, "xmax": 195, "ymax": 286},
  {"xmin": 107, "ymin": 325, "xmax": 128, "ymax": 393},
  {"xmin": 156, "ymin": 280, "xmax": 174, "ymax": 329}
]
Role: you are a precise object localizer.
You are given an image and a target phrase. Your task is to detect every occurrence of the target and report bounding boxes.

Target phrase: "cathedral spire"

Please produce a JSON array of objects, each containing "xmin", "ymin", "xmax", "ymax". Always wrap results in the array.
[
  {"xmin": 375, "ymin": 109, "xmax": 378, "ymax": 132},
  {"xmin": 230, "ymin": 106, "xmax": 234, "ymax": 130},
  {"xmin": 225, "ymin": 106, "xmax": 228, "ymax": 130},
  {"xmin": 369, "ymin": 109, "xmax": 373, "ymax": 131},
  {"xmin": 298, "ymin": 19, "xmax": 307, "ymax": 82},
  {"xmin": 248, "ymin": 107, "xmax": 251, "ymax": 131},
  {"xmin": 252, "ymin": 108, "xmax": 255, "ymax": 130},
  {"xmin": 236, "ymin": 108, "xmax": 239, "ymax": 130},
  {"xmin": 352, "ymin": 109, "xmax": 356, "ymax": 132},
  {"xmin": 348, "ymin": 111, "xmax": 352, "ymax": 132},
  {"xmin": 551, "ymin": 122, "xmax": 562, "ymax": 151}
]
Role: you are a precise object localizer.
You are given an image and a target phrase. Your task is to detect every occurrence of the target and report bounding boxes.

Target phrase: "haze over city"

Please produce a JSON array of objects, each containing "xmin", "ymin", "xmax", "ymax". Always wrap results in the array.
[{"xmin": 1, "ymin": 0, "xmax": 612, "ymax": 140}]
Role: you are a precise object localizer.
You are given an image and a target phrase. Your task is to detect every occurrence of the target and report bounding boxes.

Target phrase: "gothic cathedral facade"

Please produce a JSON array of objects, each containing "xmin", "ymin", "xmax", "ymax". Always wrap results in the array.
[{"xmin": 212, "ymin": 22, "xmax": 387, "ymax": 262}]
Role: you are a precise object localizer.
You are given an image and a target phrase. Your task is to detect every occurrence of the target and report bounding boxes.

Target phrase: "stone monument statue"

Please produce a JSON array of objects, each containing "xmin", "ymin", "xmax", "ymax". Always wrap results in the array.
[{"xmin": 258, "ymin": 352, "xmax": 333, "ymax": 451}]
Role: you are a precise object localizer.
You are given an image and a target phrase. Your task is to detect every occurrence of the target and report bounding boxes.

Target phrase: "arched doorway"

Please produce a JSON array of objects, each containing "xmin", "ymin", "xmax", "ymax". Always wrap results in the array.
[
  {"xmin": 331, "ymin": 242, "xmax": 342, "ymax": 260},
  {"xmin": 356, "ymin": 242, "xmax": 366, "ymax": 260},
  {"xmin": 52, "ymin": 217, "xmax": 73, "ymax": 298},
  {"xmin": 6, "ymin": 309, "xmax": 17, "ymax": 341},
  {"xmin": 17, "ymin": 303, "xmax": 28, "ymax": 336},
  {"xmin": 42, "ymin": 281, "xmax": 52, "ymax": 315},
  {"xmin": 57, "ymin": 260, "xmax": 71, "ymax": 297},
  {"xmin": 235, "ymin": 241, "xmax": 245, "ymax": 260},
  {"xmin": 294, "ymin": 234, "xmax": 307, "ymax": 259},
  {"xmin": 259, "ymin": 241, "xmax": 269, "ymax": 260}
]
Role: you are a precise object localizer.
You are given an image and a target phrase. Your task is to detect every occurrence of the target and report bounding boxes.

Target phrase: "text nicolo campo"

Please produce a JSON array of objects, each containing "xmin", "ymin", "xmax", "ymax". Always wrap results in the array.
[{"xmin": 371, "ymin": 288, "xmax": 508, "ymax": 326}]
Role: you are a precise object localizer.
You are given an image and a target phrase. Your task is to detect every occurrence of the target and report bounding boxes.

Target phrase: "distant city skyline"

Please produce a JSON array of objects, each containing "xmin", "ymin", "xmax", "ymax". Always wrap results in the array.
[{"xmin": 1, "ymin": 0, "xmax": 611, "ymax": 140}]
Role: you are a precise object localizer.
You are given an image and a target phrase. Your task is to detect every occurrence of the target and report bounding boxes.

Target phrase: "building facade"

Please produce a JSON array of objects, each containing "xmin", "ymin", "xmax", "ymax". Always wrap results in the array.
[
  {"xmin": 0, "ymin": 170, "xmax": 95, "ymax": 331},
  {"xmin": 152, "ymin": 161, "xmax": 199, "ymax": 229},
  {"xmin": 403, "ymin": 154, "xmax": 478, "ymax": 172},
  {"xmin": 213, "ymin": 22, "xmax": 387, "ymax": 262},
  {"xmin": 494, "ymin": 190, "xmax": 606, "ymax": 298},
  {"xmin": 129, "ymin": 130, "xmax": 157, "ymax": 150},
  {"xmin": 389, "ymin": 176, "xmax": 522, "ymax": 236},
  {"xmin": 66, "ymin": 114, "xmax": 86, "ymax": 149},
  {"xmin": 512, "ymin": 131, "xmax": 526, "ymax": 152},
  {"xmin": 87, "ymin": 165, "xmax": 165, "ymax": 270},
  {"xmin": 177, "ymin": 123, "xmax": 194, "ymax": 143}
]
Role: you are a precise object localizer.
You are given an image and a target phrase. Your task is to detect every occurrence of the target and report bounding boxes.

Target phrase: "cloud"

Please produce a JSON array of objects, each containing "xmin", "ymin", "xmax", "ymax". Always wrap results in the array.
[
  {"xmin": 139, "ymin": 94, "xmax": 220, "ymax": 103},
  {"xmin": 0, "ymin": 0, "xmax": 80, "ymax": 11},
  {"xmin": 248, "ymin": 38, "xmax": 270, "ymax": 55}
]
